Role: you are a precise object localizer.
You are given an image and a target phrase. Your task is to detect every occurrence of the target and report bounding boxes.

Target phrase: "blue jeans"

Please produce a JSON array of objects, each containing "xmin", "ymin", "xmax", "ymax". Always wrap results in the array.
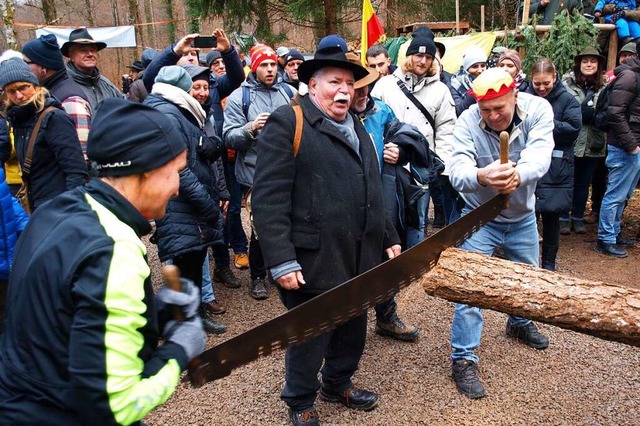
[
  {"xmin": 224, "ymin": 161, "xmax": 248, "ymax": 254},
  {"xmin": 406, "ymin": 189, "xmax": 429, "ymax": 248},
  {"xmin": 598, "ymin": 145, "xmax": 640, "ymax": 244},
  {"xmin": 201, "ymin": 251, "xmax": 216, "ymax": 304},
  {"xmin": 450, "ymin": 212, "xmax": 539, "ymax": 364},
  {"xmin": 614, "ymin": 18, "xmax": 640, "ymax": 39}
]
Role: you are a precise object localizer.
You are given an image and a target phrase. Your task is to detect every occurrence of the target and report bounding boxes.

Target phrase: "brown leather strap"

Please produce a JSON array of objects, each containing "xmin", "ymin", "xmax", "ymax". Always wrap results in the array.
[
  {"xmin": 292, "ymin": 104, "xmax": 303, "ymax": 158},
  {"xmin": 22, "ymin": 106, "xmax": 57, "ymax": 183}
]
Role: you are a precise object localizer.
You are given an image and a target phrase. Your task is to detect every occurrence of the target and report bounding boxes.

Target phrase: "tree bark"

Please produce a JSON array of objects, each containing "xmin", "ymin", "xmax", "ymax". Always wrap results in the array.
[
  {"xmin": 323, "ymin": 0, "xmax": 338, "ymax": 36},
  {"xmin": 128, "ymin": 0, "xmax": 144, "ymax": 51},
  {"xmin": 42, "ymin": 0, "xmax": 57, "ymax": 24},
  {"xmin": 421, "ymin": 248, "xmax": 640, "ymax": 347},
  {"xmin": 1, "ymin": 0, "xmax": 17, "ymax": 49}
]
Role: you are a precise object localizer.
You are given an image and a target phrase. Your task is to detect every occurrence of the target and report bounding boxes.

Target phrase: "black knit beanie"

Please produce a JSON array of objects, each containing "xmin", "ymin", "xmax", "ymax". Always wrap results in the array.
[{"xmin": 22, "ymin": 34, "xmax": 65, "ymax": 70}]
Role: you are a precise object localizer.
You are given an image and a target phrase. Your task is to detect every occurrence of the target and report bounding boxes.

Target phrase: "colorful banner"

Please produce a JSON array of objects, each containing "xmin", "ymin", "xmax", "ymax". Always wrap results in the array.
[
  {"xmin": 36, "ymin": 26, "xmax": 137, "ymax": 48},
  {"xmin": 361, "ymin": 0, "xmax": 386, "ymax": 65}
]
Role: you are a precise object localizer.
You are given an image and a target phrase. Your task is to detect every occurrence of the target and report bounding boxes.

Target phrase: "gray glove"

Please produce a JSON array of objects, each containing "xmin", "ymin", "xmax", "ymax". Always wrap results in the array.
[
  {"xmin": 156, "ymin": 278, "xmax": 200, "ymax": 319},
  {"xmin": 163, "ymin": 316, "xmax": 206, "ymax": 362}
]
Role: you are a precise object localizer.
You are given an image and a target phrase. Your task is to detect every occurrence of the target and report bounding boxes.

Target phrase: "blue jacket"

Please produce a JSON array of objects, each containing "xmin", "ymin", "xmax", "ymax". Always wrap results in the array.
[{"xmin": 0, "ymin": 169, "xmax": 28, "ymax": 280}]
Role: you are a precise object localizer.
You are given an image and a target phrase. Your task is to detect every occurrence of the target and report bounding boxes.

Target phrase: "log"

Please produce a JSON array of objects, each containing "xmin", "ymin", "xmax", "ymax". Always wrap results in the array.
[{"xmin": 421, "ymin": 248, "xmax": 640, "ymax": 347}]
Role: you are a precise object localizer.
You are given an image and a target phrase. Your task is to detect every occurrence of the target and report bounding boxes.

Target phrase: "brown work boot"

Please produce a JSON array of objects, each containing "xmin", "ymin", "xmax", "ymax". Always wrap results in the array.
[
  {"xmin": 583, "ymin": 210, "xmax": 599, "ymax": 224},
  {"xmin": 375, "ymin": 314, "xmax": 420, "ymax": 342},
  {"xmin": 201, "ymin": 300, "xmax": 226, "ymax": 315}
]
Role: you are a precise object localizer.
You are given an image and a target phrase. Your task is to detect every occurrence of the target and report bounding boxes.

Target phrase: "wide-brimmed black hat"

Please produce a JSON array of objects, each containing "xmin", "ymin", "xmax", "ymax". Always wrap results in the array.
[
  {"xmin": 128, "ymin": 60, "xmax": 143, "ymax": 71},
  {"xmin": 574, "ymin": 46, "xmax": 605, "ymax": 67},
  {"xmin": 298, "ymin": 46, "xmax": 369, "ymax": 85},
  {"xmin": 61, "ymin": 28, "xmax": 107, "ymax": 57}
]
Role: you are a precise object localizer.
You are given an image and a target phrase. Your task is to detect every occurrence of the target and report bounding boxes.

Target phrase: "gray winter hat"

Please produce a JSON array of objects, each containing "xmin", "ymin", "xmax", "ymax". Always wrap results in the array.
[
  {"xmin": 0, "ymin": 57, "xmax": 39, "ymax": 89},
  {"xmin": 155, "ymin": 65, "xmax": 192, "ymax": 92},
  {"xmin": 206, "ymin": 50, "xmax": 222, "ymax": 67}
]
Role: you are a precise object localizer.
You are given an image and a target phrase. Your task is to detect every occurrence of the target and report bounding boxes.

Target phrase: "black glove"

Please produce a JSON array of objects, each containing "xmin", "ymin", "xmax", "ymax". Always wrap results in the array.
[
  {"xmin": 197, "ymin": 134, "xmax": 224, "ymax": 162},
  {"xmin": 582, "ymin": 104, "xmax": 595, "ymax": 124}
]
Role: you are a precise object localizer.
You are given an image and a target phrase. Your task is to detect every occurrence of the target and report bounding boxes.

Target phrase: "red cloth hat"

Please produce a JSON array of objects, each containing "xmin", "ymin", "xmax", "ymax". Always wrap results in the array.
[{"xmin": 250, "ymin": 44, "xmax": 277, "ymax": 73}]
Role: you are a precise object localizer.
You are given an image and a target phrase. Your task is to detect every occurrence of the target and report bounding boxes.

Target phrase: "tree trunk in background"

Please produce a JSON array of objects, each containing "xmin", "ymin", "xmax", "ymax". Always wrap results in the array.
[
  {"xmin": 385, "ymin": 0, "xmax": 399, "ymax": 36},
  {"xmin": 323, "ymin": 0, "xmax": 338, "ymax": 35},
  {"xmin": 84, "ymin": 0, "xmax": 95, "ymax": 26},
  {"xmin": 145, "ymin": 0, "xmax": 158, "ymax": 48},
  {"xmin": 164, "ymin": 0, "xmax": 176, "ymax": 44},
  {"xmin": 42, "ymin": 0, "xmax": 57, "ymax": 24},
  {"xmin": 421, "ymin": 248, "xmax": 640, "ymax": 348},
  {"xmin": 128, "ymin": 0, "xmax": 144, "ymax": 55},
  {"xmin": 1, "ymin": 0, "xmax": 17, "ymax": 49},
  {"xmin": 110, "ymin": 0, "xmax": 124, "ymax": 90}
]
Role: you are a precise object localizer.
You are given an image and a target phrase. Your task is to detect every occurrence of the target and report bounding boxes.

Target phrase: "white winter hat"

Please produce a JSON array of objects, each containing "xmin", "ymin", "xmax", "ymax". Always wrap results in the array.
[{"xmin": 463, "ymin": 46, "xmax": 488, "ymax": 71}]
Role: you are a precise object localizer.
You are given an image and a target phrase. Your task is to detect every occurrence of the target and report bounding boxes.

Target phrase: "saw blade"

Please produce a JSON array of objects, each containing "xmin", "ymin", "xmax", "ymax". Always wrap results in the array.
[{"xmin": 188, "ymin": 194, "xmax": 507, "ymax": 387}]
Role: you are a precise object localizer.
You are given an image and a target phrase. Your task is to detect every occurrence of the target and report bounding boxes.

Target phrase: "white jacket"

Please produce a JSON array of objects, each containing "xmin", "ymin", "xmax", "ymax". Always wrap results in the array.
[{"xmin": 371, "ymin": 68, "xmax": 456, "ymax": 173}]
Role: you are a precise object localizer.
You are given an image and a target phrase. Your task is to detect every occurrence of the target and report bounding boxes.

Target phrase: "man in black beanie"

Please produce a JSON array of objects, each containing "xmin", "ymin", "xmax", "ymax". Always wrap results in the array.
[
  {"xmin": 0, "ymin": 98, "xmax": 206, "ymax": 424},
  {"xmin": 22, "ymin": 34, "xmax": 92, "ymax": 162}
]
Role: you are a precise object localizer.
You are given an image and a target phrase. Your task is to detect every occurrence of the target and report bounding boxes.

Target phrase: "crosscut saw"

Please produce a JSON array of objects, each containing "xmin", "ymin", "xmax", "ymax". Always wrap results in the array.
[{"xmin": 187, "ymin": 132, "xmax": 511, "ymax": 387}]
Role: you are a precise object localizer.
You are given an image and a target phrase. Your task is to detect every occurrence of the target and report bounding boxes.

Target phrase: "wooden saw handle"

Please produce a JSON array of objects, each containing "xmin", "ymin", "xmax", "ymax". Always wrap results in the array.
[
  {"xmin": 162, "ymin": 265, "xmax": 185, "ymax": 321},
  {"xmin": 499, "ymin": 131, "xmax": 510, "ymax": 209}
]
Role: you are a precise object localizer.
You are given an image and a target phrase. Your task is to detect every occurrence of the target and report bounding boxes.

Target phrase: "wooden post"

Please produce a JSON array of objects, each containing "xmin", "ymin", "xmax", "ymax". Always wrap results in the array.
[
  {"xmin": 481, "ymin": 5, "xmax": 485, "ymax": 33},
  {"xmin": 455, "ymin": 0, "xmax": 460, "ymax": 35},
  {"xmin": 608, "ymin": 32, "xmax": 619, "ymax": 70},
  {"xmin": 521, "ymin": 0, "xmax": 531, "ymax": 25},
  {"xmin": 422, "ymin": 248, "xmax": 640, "ymax": 347}
]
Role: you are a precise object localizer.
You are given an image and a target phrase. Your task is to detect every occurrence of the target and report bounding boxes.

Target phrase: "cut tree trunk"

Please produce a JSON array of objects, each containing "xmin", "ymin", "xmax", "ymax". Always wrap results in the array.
[{"xmin": 421, "ymin": 248, "xmax": 640, "ymax": 347}]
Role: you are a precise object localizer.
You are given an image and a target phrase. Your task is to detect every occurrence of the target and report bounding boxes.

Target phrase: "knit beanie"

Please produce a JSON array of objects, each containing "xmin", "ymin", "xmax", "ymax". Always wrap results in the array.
[
  {"xmin": 463, "ymin": 46, "xmax": 488, "ymax": 71},
  {"xmin": 276, "ymin": 46, "xmax": 290, "ymax": 58},
  {"xmin": 141, "ymin": 47, "xmax": 159, "ymax": 69},
  {"xmin": 249, "ymin": 44, "xmax": 277, "ymax": 73},
  {"xmin": 317, "ymin": 35, "xmax": 348, "ymax": 53},
  {"xmin": 206, "ymin": 50, "xmax": 222, "ymax": 67},
  {"xmin": 498, "ymin": 52, "xmax": 522, "ymax": 72},
  {"xmin": 284, "ymin": 49, "xmax": 305, "ymax": 66},
  {"xmin": 406, "ymin": 27, "xmax": 436, "ymax": 57},
  {"xmin": 155, "ymin": 65, "xmax": 192, "ymax": 92},
  {"xmin": 21, "ymin": 34, "xmax": 65, "ymax": 70},
  {"xmin": 88, "ymin": 98, "xmax": 186, "ymax": 177},
  {"xmin": 0, "ymin": 57, "xmax": 39, "ymax": 89}
]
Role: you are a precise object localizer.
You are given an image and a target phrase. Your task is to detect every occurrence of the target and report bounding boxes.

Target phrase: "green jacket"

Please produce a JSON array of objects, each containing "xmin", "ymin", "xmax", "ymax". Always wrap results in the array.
[{"xmin": 563, "ymin": 72, "xmax": 607, "ymax": 158}]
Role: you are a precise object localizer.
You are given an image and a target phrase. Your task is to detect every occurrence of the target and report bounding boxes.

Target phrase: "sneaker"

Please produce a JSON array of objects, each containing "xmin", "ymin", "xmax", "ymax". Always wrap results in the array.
[
  {"xmin": 201, "ymin": 300, "xmax": 226, "ymax": 315},
  {"xmin": 319, "ymin": 386, "xmax": 379, "ymax": 411},
  {"xmin": 559, "ymin": 220, "xmax": 571, "ymax": 235},
  {"xmin": 250, "ymin": 277, "xmax": 268, "ymax": 300},
  {"xmin": 234, "ymin": 252, "xmax": 249, "ymax": 269},
  {"xmin": 213, "ymin": 265, "xmax": 241, "ymax": 289},
  {"xmin": 289, "ymin": 408, "xmax": 320, "ymax": 426},
  {"xmin": 595, "ymin": 239, "xmax": 628, "ymax": 258},
  {"xmin": 572, "ymin": 219, "xmax": 586, "ymax": 234},
  {"xmin": 451, "ymin": 359, "xmax": 486, "ymax": 399},
  {"xmin": 616, "ymin": 235, "xmax": 636, "ymax": 248},
  {"xmin": 505, "ymin": 322, "xmax": 549, "ymax": 349},
  {"xmin": 375, "ymin": 315, "xmax": 420, "ymax": 342},
  {"xmin": 583, "ymin": 210, "xmax": 599, "ymax": 224}
]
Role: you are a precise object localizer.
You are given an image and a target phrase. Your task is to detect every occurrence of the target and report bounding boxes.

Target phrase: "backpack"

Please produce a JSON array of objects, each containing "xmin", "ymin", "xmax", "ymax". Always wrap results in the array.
[
  {"xmin": 594, "ymin": 73, "xmax": 640, "ymax": 132},
  {"xmin": 241, "ymin": 83, "xmax": 294, "ymax": 119}
]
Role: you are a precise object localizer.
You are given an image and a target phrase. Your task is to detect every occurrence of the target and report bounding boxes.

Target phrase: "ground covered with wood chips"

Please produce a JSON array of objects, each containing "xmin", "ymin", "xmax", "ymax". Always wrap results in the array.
[{"xmin": 145, "ymin": 192, "xmax": 640, "ymax": 426}]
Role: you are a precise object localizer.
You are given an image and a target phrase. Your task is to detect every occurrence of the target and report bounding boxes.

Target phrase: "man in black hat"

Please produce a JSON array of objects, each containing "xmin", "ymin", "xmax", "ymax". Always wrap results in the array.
[
  {"xmin": 22, "ymin": 34, "xmax": 92, "ymax": 162},
  {"xmin": 128, "ymin": 47, "xmax": 159, "ymax": 103},
  {"xmin": 0, "ymin": 98, "xmax": 205, "ymax": 423},
  {"xmin": 61, "ymin": 28, "xmax": 124, "ymax": 109},
  {"xmin": 252, "ymin": 35, "xmax": 400, "ymax": 426}
]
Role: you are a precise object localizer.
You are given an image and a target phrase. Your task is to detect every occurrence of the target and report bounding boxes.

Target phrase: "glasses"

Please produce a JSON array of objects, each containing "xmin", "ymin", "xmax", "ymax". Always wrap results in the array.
[
  {"xmin": 5, "ymin": 84, "xmax": 34, "ymax": 96},
  {"xmin": 23, "ymin": 59, "xmax": 34, "ymax": 65}
]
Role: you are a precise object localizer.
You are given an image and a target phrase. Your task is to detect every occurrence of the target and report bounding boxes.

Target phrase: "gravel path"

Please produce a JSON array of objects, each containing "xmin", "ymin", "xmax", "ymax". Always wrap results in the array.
[{"xmin": 145, "ymin": 196, "xmax": 640, "ymax": 426}]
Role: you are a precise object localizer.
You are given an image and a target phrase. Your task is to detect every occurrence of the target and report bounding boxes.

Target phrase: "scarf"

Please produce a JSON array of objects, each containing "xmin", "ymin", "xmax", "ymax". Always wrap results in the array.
[{"xmin": 151, "ymin": 82, "xmax": 206, "ymax": 128}]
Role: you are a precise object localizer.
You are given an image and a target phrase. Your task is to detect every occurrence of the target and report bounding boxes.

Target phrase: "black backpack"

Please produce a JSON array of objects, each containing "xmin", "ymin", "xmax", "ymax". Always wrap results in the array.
[{"xmin": 594, "ymin": 73, "xmax": 640, "ymax": 132}]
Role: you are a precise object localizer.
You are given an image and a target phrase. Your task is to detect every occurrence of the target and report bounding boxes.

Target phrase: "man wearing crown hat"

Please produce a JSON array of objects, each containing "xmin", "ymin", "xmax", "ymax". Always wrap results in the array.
[
  {"xmin": 62, "ymin": 28, "xmax": 124, "ymax": 109},
  {"xmin": 447, "ymin": 67, "xmax": 555, "ymax": 399},
  {"xmin": 251, "ymin": 35, "xmax": 400, "ymax": 425}
]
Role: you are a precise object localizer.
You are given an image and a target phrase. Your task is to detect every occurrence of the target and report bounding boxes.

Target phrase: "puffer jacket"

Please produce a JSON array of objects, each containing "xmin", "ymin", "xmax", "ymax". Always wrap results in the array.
[
  {"xmin": 528, "ymin": 80, "xmax": 582, "ymax": 213},
  {"xmin": 65, "ymin": 62, "xmax": 124, "ymax": 109},
  {"xmin": 448, "ymin": 68, "xmax": 477, "ymax": 117},
  {"xmin": 144, "ymin": 94, "xmax": 221, "ymax": 261},
  {"xmin": 607, "ymin": 56, "xmax": 640, "ymax": 152},
  {"xmin": 223, "ymin": 74, "xmax": 296, "ymax": 187},
  {"xmin": 371, "ymin": 67, "xmax": 456, "ymax": 174},
  {"xmin": 563, "ymin": 72, "xmax": 607, "ymax": 158},
  {"xmin": 7, "ymin": 97, "xmax": 88, "ymax": 212},
  {"xmin": 0, "ymin": 169, "xmax": 28, "ymax": 280}
]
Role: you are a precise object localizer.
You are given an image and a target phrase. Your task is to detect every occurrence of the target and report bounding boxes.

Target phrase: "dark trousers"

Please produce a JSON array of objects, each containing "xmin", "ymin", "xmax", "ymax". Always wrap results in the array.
[
  {"xmin": 0, "ymin": 279, "xmax": 7, "ymax": 333},
  {"xmin": 430, "ymin": 175, "xmax": 461, "ymax": 226},
  {"xmin": 561, "ymin": 156, "xmax": 600, "ymax": 221},
  {"xmin": 225, "ymin": 162, "xmax": 248, "ymax": 254},
  {"xmin": 591, "ymin": 157, "xmax": 608, "ymax": 213},
  {"xmin": 173, "ymin": 249, "xmax": 208, "ymax": 290},
  {"xmin": 540, "ymin": 213, "xmax": 560, "ymax": 270},
  {"xmin": 279, "ymin": 288, "xmax": 367, "ymax": 412}
]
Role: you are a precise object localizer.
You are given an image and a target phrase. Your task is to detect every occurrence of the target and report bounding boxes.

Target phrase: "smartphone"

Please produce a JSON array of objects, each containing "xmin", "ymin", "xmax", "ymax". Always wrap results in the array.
[{"xmin": 192, "ymin": 36, "xmax": 217, "ymax": 48}]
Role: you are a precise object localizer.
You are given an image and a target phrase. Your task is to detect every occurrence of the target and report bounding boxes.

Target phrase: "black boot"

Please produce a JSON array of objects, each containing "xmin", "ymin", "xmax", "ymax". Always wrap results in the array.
[
  {"xmin": 432, "ymin": 204, "xmax": 445, "ymax": 229},
  {"xmin": 541, "ymin": 243, "xmax": 558, "ymax": 271}
]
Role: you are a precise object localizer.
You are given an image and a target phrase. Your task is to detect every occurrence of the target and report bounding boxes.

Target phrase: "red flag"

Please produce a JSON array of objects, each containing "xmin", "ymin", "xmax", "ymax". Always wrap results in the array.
[{"xmin": 361, "ymin": 0, "xmax": 386, "ymax": 64}]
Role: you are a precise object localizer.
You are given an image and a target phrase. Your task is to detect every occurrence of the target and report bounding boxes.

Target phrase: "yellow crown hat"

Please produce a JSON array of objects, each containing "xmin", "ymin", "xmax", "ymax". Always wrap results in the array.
[{"xmin": 469, "ymin": 67, "xmax": 515, "ymax": 101}]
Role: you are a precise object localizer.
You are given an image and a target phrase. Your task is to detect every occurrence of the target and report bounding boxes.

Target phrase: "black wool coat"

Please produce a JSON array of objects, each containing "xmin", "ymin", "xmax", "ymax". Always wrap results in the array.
[{"xmin": 252, "ymin": 95, "xmax": 399, "ymax": 294}]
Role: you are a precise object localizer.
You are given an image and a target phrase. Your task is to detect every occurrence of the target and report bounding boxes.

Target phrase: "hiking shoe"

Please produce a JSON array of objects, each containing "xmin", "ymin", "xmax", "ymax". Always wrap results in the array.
[
  {"xmin": 595, "ymin": 239, "xmax": 628, "ymax": 258},
  {"xmin": 616, "ymin": 235, "xmax": 636, "ymax": 248},
  {"xmin": 199, "ymin": 307, "xmax": 227, "ymax": 334},
  {"xmin": 319, "ymin": 386, "xmax": 379, "ymax": 411},
  {"xmin": 375, "ymin": 315, "xmax": 420, "ymax": 342},
  {"xmin": 234, "ymin": 252, "xmax": 249, "ymax": 269},
  {"xmin": 432, "ymin": 205, "xmax": 445, "ymax": 229},
  {"xmin": 506, "ymin": 322, "xmax": 549, "ymax": 349},
  {"xmin": 289, "ymin": 408, "xmax": 320, "ymax": 426},
  {"xmin": 572, "ymin": 219, "xmax": 586, "ymax": 234},
  {"xmin": 583, "ymin": 210, "xmax": 599, "ymax": 224},
  {"xmin": 213, "ymin": 265, "xmax": 241, "ymax": 289},
  {"xmin": 559, "ymin": 220, "xmax": 571, "ymax": 235},
  {"xmin": 201, "ymin": 300, "xmax": 226, "ymax": 315},
  {"xmin": 250, "ymin": 277, "xmax": 268, "ymax": 300},
  {"xmin": 451, "ymin": 359, "xmax": 486, "ymax": 399}
]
